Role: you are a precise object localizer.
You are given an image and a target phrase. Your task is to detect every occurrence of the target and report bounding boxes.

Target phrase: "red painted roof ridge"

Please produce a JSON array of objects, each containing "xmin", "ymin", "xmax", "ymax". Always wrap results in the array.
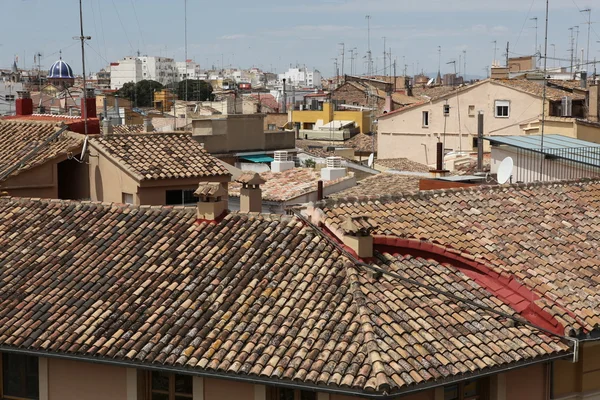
[{"xmin": 372, "ymin": 235, "xmax": 566, "ymax": 336}]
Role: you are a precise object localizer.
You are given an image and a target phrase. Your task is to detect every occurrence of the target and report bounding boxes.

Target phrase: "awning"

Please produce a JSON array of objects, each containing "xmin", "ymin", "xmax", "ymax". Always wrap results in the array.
[{"xmin": 240, "ymin": 155, "xmax": 274, "ymax": 163}]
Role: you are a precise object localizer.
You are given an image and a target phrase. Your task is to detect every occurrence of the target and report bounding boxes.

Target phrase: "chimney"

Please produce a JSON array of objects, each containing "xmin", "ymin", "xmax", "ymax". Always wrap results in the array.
[
  {"xmin": 114, "ymin": 95, "xmax": 122, "ymax": 125},
  {"xmin": 194, "ymin": 182, "xmax": 228, "ymax": 221},
  {"xmin": 272, "ymin": 151, "xmax": 294, "ymax": 173},
  {"xmin": 102, "ymin": 119, "xmax": 113, "ymax": 136},
  {"xmin": 81, "ymin": 88, "xmax": 97, "ymax": 119},
  {"xmin": 237, "ymin": 172, "xmax": 266, "ymax": 213},
  {"xmin": 282, "ymin": 78, "xmax": 287, "ymax": 113},
  {"xmin": 144, "ymin": 117, "xmax": 154, "ymax": 133},
  {"xmin": 477, "ymin": 111, "xmax": 484, "ymax": 172},
  {"xmin": 384, "ymin": 93, "xmax": 392, "ymax": 113},
  {"xmin": 16, "ymin": 91, "xmax": 33, "ymax": 116},
  {"xmin": 589, "ymin": 84, "xmax": 599, "ymax": 122},
  {"xmin": 321, "ymin": 156, "xmax": 346, "ymax": 181},
  {"xmin": 341, "ymin": 216, "xmax": 375, "ymax": 258},
  {"xmin": 581, "ymin": 71, "xmax": 588, "ymax": 89}
]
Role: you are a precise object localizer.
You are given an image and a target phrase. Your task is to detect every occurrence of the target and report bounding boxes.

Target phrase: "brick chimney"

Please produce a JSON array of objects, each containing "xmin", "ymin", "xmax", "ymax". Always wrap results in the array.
[
  {"xmin": 16, "ymin": 91, "xmax": 33, "ymax": 116},
  {"xmin": 341, "ymin": 216, "xmax": 376, "ymax": 258},
  {"xmin": 81, "ymin": 88, "xmax": 97, "ymax": 119},
  {"xmin": 237, "ymin": 172, "xmax": 266, "ymax": 213},
  {"xmin": 194, "ymin": 182, "xmax": 228, "ymax": 220}
]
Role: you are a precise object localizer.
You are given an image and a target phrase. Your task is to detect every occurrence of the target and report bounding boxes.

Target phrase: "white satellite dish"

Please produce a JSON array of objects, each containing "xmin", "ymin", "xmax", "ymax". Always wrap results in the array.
[
  {"xmin": 497, "ymin": 156, "xmax": 514, "ymax": 184},
  {"xmin": 70, "ymin": 136, "xmax": 89, "ymax": 164},
  {"xmin": 367, "ymin": 153, "xmax": 374, "ymax": 168}
]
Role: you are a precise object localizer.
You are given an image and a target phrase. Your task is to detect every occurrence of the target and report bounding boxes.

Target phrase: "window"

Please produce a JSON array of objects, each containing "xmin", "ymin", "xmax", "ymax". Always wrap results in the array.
[
  {"xmin": 494, "ymin": 100, "xmax": 510, "ymax": 118},
  {"xmin": 267, "ymin": 124, "xmax": 277, "ymax": 131},
  {"xmin": 122, "ymin": 192, "xmax": 134, "ymax": 204},
  {"xmin": 472, "ymin": 137, "xmax": 479, "ymax": 149},
  {"xmin": 422, "ymin": 111, "xmax": 429, "ymax": 127},
  {"xmin": 150, "ymin": 371, "xmax": 192, "ymax": 400},
  {"xmin": 468, "ymin": 105, "xmax": 475, "ymax": 117},
  {"xmin": 165, "ymin": 189, "xmax": 196, "ymax": 206},
  {"xmin": 268, "ymin": 387, "xmax": 316, "ymax": 400},
  {"xmin": 444, "ymin": 379, "xmax": 487, "ymax": 400},
  {"xmin": 4, "ymin": 95, "xmax": 15, "ymax": 102},
  {"xmin": 2, "ymin": 353, "xmax": 39, "ymax": 400}
]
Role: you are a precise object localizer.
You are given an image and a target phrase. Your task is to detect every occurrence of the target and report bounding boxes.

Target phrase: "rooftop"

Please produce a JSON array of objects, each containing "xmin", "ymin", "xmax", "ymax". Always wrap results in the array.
[
  {"xmin": 376, "ymin": 158, "xmax": 430, "ymax": 173},
  {"xmin": 229, "ymin": 167, "xmax": 354, "ymax": 202},
  {"xmin": 0, "ymin": 196, "xmax": 570, "ymax": 396},
  {"xmin": 313, "ymin": 178, "xmax": 600, "ymax": 336},
  {"xmin": 90, "ymin": 133, "xmax": 230, "ymax": 181},
  {"xmin": 329, "ymin": 173, "xmax": 421, "ymax": 199},
  {"xmin": 0, "ymin": 120, "xmax": 81, "ymax": 181}
]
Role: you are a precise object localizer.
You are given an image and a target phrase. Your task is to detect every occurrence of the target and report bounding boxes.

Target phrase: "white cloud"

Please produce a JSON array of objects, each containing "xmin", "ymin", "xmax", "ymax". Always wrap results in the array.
[{"xmin": 219, "ymin": 34, "xmax": 249, "ymax": 40}]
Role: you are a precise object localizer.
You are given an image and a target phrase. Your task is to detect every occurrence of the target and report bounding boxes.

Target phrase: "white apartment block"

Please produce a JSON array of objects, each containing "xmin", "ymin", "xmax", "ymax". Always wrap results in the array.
[
  {"xmin": 278, "ymin": 67, "xmax": 322, "ymax": 89},
  {"xmin": 138, "ymin": 56, "xmax": 178, "ymax": 86},
  {"xmin": 110, "ymin": 57, "xmax": 142, "ymax": 90},
  {"xmin": 176, "ymin": 61, "xmax": 202, "ymax": 80}
]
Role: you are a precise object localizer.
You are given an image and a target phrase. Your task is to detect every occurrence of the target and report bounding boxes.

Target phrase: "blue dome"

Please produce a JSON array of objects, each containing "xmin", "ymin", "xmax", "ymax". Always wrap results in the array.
[{"xmin": 48, "ymin": 59, "xmax": 74, "ymax": 79}]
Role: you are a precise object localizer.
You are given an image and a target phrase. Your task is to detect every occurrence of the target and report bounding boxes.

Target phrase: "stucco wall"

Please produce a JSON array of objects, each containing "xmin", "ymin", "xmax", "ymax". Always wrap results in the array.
[
  {"xmin": 2, "ymin": 163, "xmax": 58, "ymax": 199},
  {"xmin": 377, "ymin": 81, "xmax": 545, "ymax": 164},
  {"xmin": 88, "ymin": 144, "xmax": 140, "ymax": 204},
  {"xmin": 505, "ymin": 363, "xmax": 548, "ymax": 400},
  {"xmin": 192, "ymin": 116, "xmax": 267, "ymax": 153},
  {"xmin": 47, "ymin": 358, "xmax": 127, "ymax": 400},
  {"xmin": 204, "ymin": 377, "xmax": 254, "ymax": 400}
]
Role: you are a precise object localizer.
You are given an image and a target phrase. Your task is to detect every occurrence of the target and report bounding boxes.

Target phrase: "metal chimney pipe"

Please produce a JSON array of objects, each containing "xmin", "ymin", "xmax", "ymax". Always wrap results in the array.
[
  {"xmin": 282, "ymin": 78, "xmax": 287, "ymax": 114},
  {"xmin": 317, "ymin": 180, "xmax": 324, "ymax": 200},
  {"xmin": 581, "ymin": 71, "xmax": 588, "ymax": 89},
  {"xmin": 436, "ymin": 142, "xmax": 443, "ymax": 171},
  {"xmin": 103, "ymin": 97, "xmax": 108, "ymax": 121},
  {"xmin": 477, "ymin": 111, "xmax": 484, "ymax": 172}
]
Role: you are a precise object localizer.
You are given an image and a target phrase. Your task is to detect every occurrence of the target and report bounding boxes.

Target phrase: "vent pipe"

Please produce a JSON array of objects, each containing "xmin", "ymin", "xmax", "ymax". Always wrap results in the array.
[
  {"xmin": 436, "ymin": 142, "xmax": 443, "ymax": 171},
  {"xmin": 477, "ymin": 112, "xmax": 484, "ymax": 172},
  {"xmin": 282, "ymin": 78, "xmax": 287, "ymax": 113}
]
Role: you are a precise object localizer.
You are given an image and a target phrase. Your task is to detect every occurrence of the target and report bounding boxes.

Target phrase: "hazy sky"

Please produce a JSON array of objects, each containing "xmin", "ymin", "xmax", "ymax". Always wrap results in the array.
[{"xmin": 1, "ymin": 0, "xmax": 599, "ymax": 78}]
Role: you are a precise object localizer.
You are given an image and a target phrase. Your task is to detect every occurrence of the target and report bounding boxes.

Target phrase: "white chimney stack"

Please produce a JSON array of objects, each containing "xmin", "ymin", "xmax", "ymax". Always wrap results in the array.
[
  {"xmin": 271, "ymin": 150, "xmax": 294, "ymax": 173},
  {"xmin": 321, "ymin": 156, "xmax": 346, "ymax": 181}
]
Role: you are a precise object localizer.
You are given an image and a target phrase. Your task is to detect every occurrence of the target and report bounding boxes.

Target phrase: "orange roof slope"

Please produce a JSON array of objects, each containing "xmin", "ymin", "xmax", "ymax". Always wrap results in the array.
[
  {"xmin": 0, "ymin": 120, "xmax": 81, "ymax": 180},
  {"xmin": 91, "ymin": 133, "xmax": 230, "ymax": 181},
  {"xmin": 0, "ymin": 197, "xmax": 569, "ymax": 395},
  {"xmin": 315, "ymin": 179, "xmax": 600, "ymax": 335}
]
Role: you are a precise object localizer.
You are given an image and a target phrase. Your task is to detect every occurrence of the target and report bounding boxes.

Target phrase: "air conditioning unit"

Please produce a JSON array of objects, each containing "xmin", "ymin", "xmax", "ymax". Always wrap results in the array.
[{"xmin": 274, "ymin": 151, "xmax": 289, "ymax": 162}]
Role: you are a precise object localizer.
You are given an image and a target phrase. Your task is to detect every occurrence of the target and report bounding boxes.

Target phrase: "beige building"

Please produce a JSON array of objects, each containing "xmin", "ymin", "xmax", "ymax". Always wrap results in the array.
[
  {"xmin": 88, "ymin": 133, "xmax": 231, "ymax": 205},
  {"xmin": 377, "ymin": 79, "xmax": 588, "ymax": 165}
]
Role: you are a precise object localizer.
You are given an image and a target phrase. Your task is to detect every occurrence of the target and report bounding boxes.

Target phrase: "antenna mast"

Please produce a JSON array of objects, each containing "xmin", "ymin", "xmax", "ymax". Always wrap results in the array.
[
  {"xmin": 366, "ymin": 15, "xmax": 372, "ymax": 76},
  {"xmin": 184, "ymin": 0, "xmax": 188, "ymax": 131},
  {"xmin": 76, "ymin": 0, "xmax": 91, "ymax": 136},
  {"xmin": 581, "ymin": 8, "xmax": 591, "ymax": 70},
  {"xmin": 539, "ymin": 0, "xmax": 549, "ymax": 180},
  {"xmin": 382, "ymin": 37, "xmax": 386, "ymax": 77}
]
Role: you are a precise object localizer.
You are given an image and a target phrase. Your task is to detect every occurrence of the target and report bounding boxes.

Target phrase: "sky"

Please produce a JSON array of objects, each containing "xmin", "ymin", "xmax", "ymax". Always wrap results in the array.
[{"xmin": 1, "ymin": 0, "xmax": 599, "ymax": 79}]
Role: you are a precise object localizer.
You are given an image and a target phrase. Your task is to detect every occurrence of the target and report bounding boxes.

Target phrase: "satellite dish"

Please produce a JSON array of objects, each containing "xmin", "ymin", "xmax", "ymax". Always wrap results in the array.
[
  {"xmin": 69, "ymin": 136, "xmax": 89, "ymax": 164},
  {"xmin": 497, "ymin": 156, "xmax": 514, "ymax": 184},
  {"xmin": 367, "ymin": 153, "xmax": 374, "ymax": 168}
]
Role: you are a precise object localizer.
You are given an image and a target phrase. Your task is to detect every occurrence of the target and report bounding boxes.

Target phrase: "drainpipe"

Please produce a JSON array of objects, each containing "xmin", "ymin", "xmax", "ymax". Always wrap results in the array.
[
  {"xmin": 436, "ymin": 142, "xmax": 443, "ymax": 171},
  {"xmin": 317, "ymin": 180, "xmax": 324, "ymax": 200}
]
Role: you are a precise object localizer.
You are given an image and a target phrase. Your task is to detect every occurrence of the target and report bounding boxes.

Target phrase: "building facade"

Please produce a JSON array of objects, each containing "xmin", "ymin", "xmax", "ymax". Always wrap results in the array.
[
  {"xmin": 278, "ymin": 67, "xmax": 322, "ymax": 89},
  {"xmin": 110, "ymin": 57, "xmax": 143, "ymax": 90},
  {"xmin": 177, "ymin": 61, "xmax": 202, "ymax": 81},
  {"xmin": 139, "ymin": 56, "xmax": 178, "ymax": 86}
]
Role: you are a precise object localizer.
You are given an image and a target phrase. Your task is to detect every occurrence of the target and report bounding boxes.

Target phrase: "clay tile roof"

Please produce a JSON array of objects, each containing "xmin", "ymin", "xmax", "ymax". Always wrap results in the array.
[
  {"xmin": 0, "ymin": 120, "xmax": 82, "ymax": 180},
  {"xmin": 194, "ymin": 182, "xmax": 226, "ymax": 197},
  {"xmin": 377, "ymin": 158, "xmax": 430, "ymax": 173},
  {"xmin": 91, "ymin": 133, "xmax": 230, "ymax": 181},
  {"xmin": 112, "ymin": 124, "xmax": 146, "ymax": 134},
  {"xmin": 236, "ymin": 172, "xmax": 266, "ymax": 185},
  {"xmin": 316, "ymin": 179, "xmax": 600, "ymax": 335},
  {"xmin": 229, "ymin": 168, "xmax": 354, "ymax": 202},
  {"xmin": 493, "ymin": 79, "xmax": 586, "ymax": 101},
  {"xmin": 0, "ymin": 197, "xmax": 570, "ymax": 395},
  {"xmin": 329, "ymin": 173, "xmax": 421, "ymax": 199}
]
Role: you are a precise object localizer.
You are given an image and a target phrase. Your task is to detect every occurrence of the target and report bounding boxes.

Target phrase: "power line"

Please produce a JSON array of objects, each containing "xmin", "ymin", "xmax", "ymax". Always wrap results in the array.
[{"xmin": 111, "ymin": 0, "xmax": 134, "ymax": 53}]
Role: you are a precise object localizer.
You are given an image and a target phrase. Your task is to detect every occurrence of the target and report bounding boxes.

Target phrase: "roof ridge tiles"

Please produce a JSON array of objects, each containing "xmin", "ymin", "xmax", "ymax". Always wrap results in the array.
[{"xmin": 307, "ymin": 177, "xmax": 600, "ymax": 208}]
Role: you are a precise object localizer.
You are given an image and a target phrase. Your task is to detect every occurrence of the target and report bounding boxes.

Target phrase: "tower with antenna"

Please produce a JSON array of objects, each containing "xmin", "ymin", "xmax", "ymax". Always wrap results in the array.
[
  {"xmin": 365, "ymin": 15, "xmax": 372, "ymax": 76},
  {"xmin": 75, "ymin": 0, "xmax": 91, "ymax": 136}
]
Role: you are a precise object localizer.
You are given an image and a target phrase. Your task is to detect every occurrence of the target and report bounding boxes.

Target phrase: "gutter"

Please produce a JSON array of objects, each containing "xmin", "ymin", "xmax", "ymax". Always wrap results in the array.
[{"xmin": 0, "ymin": 346, "xmax": 571, "ymax": 400}]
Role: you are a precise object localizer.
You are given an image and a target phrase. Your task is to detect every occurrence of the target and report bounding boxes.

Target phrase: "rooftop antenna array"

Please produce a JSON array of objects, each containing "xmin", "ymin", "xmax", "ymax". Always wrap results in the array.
[{"xmin": 75, "ymin": 0, "xmax": 91, "ymax": 136}]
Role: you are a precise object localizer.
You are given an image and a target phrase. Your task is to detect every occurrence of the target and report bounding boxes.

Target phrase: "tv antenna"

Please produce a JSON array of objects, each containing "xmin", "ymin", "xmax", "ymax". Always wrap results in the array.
[
  {"xmin": 497, "ymin": 156, "xmax": 514, "ymax": 184},
  {"xmin": 74, "ymin": 0, "xmax": 91, "ymax": 136}
]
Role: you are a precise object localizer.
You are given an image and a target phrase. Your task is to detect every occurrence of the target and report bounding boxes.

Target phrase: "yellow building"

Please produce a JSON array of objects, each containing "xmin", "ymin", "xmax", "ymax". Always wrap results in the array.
[
  {"xmin": 291, "ymin": 102, "xmax": 372, "ymax": 134},
  {"xmin": 153, "ymin": 89, "xmax": 177, "ymax": 112}
]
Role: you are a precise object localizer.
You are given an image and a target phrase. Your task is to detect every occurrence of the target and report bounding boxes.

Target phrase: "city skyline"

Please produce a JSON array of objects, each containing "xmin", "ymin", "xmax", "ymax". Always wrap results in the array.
[{"xmin": 1, "ymin": 0, "xmax": 599, "ymax": 78}]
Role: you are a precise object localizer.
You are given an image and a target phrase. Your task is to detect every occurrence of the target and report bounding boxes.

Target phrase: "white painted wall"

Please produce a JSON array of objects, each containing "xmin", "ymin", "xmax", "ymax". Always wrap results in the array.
[
  {"xmin": 110, "ymin": 57, "xmax": 142, "ymax": 90},
  {"xmin": 377, "ymin": 80, "xmax": 545, "ymax": 164}
]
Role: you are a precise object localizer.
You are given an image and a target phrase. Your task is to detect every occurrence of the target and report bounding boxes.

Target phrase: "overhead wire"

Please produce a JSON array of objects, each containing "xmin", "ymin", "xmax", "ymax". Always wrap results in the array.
[
  {"xmin": 513, "ymin": 0, "xmax": 537, "ymax": 51},
  {"xmin": 130, "ymin": 0, "xmax": 147, "ymax": 55},
  {"xmin": 111, "ymin": 0, "xmax": 135, "ymax": 53}
]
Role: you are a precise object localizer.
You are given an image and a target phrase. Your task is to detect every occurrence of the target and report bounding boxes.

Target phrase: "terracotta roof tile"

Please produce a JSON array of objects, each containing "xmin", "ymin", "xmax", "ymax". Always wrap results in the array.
[
  {"xmin": 112, "ymin": 124, "xmax": 146, "ymax": 134},
  {"xmin": 376, "ymin": 158, "xmax": 430, "ymax": 173},
  {"xmin": 316, "ymin": 179, "xmax": 600, "ymax": 335},
  {"xmin": 0, "ymin": 197, "xmax": 569, "ymax": 395},
  {"xmin": 0, "ymin": 120, "xmax": 81, "ymax": 180},
  {"xmin": 329, "ymin": 173, "xmax": 421, "ymax": 199},
  {"xmin": 91, "ymin": 133, "xmax": 230, "ymax": 181},
  {"xmin": 229, "ymin": 168, "xmax": 354, "ymax": 202}
]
